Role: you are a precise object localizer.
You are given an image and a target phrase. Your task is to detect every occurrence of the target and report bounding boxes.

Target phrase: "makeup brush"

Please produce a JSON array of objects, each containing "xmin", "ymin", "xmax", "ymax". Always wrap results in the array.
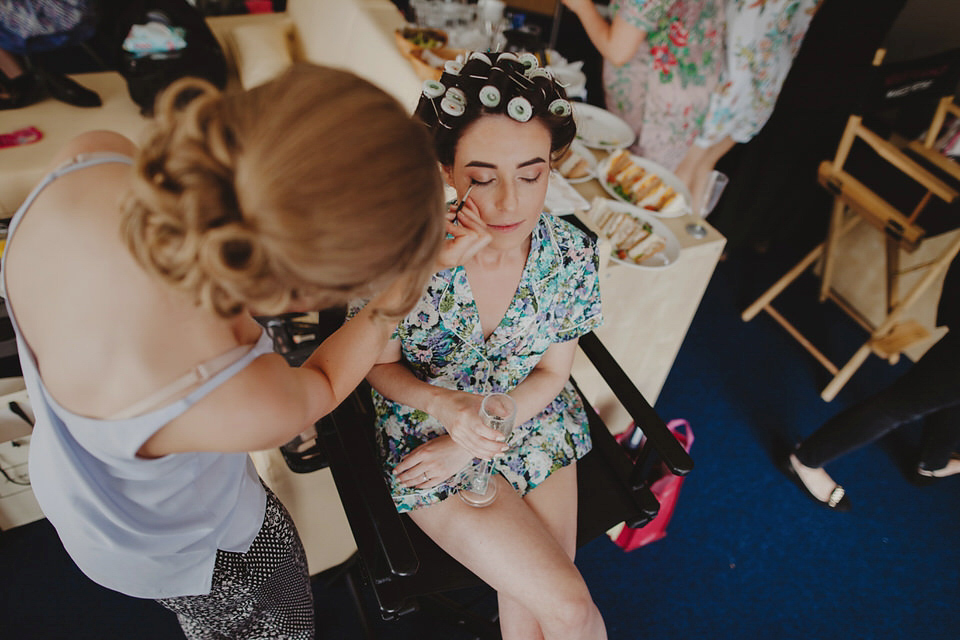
[{"xmin": 453, "ymin": 183, "xmax": 475, "ymax": 223}]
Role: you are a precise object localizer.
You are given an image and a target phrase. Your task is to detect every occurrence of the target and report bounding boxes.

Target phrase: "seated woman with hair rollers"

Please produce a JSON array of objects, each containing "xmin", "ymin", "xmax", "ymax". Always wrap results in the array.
[{"xmin": 350, "ymin": 51, "xmax": 608, "ymax": 639}]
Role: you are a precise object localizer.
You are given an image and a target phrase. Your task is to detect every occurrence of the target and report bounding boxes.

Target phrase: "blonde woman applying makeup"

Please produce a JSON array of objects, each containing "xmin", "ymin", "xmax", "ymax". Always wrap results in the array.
[{"xmin": 1, "ymin": 63, "xmax": 489, "ymax": 638}]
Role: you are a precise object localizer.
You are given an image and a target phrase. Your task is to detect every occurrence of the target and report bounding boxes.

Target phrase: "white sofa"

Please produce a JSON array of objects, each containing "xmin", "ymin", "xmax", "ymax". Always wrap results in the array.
[{"xmin": 0, "ymin": 0, "xmax": 421, "ymax": 217}]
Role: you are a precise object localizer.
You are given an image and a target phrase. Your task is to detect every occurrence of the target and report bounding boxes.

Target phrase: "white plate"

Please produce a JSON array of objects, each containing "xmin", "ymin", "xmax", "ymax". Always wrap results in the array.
[
  {"xmin": 594, "ymin": 199, "xmax": 681, "ymax": 270},
  {"xmin": 557, "ymin": 139, "xmax": 598, "ymax": 184},
  {"xmin": 595, "ymin": 152, "xmax": 692, "ymax": 218},
  {"xmin": 572, "ymin": 103, "xmax": 635, "ymax": 150},
  {"xmin": 544, "ymin": 171, "xmax": 590, "ymax": 215}
]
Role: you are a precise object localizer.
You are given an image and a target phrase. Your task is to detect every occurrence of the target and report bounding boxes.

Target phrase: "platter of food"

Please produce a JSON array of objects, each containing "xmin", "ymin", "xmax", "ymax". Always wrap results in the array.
[
  {"xmin": 571, "ymin": 102, "xmax": 635, "ymax": 150},
  {"xmin": 582, "ymin": 197, "xmax": 680, "ymax": 269},
  {"xmin": 394, "ymin": 27, "xmax": 448, "ymax": 55},
  {"xmin": 596, "ymin": 149, "xmax": 692, "ymax": 218},
  {"xmin": 555, "ymin": 139, "xmax": 597, "ymax": 184}
]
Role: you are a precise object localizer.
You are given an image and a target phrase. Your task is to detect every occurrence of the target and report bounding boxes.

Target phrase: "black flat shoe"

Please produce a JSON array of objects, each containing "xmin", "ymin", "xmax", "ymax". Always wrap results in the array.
[
  {"xmin": 778, "ymin": 454, "xmax": 852, "ymax": 512},
  {"xmin": 0, "ymin": 72, "xmax": 44, "ymax": 110},
  {"xmin": 33, "ymin": 66, "xmax": 101, "ymax": 108},
  {"xmin": 911, "ymin": 454, "xmax": 960, "ymax": 486},
  {"xmin": 906, "ymin": 467, "xmax": 940, "ymax": 487}
]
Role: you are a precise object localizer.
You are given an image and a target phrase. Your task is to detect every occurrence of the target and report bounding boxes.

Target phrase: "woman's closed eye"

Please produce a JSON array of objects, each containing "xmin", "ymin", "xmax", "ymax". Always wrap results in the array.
[
  {"xmin": 519, "ymin": 172, "xmax": 543, "ymax": 184},
  {"xmin": 469, "ymin": 173, "xmax": 542, "ymax": 187}
]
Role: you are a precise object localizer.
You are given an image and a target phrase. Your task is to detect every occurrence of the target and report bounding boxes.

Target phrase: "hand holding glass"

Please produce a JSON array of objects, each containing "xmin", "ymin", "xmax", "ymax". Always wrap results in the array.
[{"xmin": 459, "ymin": 393, "xmax": 516, "ymax": 507}]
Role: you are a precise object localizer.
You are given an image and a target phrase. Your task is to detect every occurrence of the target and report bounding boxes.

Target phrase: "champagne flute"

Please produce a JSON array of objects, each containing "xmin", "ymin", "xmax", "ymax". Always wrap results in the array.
[
  {"xmin": 459, "ymin": 393, "xmax": 516, "ymax": 508},
  {"xmin": 478, "ymin": 0, "xmax": 506, "ymax": 50},
  {"xmin": 685, "ymin": 170, "xmax": 729, "ymax": 239}
]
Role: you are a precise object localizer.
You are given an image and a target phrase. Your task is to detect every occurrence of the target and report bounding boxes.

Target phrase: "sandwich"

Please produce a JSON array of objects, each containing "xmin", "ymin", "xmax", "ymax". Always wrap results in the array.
[
  {"xmin": 605, "ymin": 149, "xmax": 632, "ymax": 184},
  {"xmin": 639, "ymin": 185, "xmax": 678, "ymax": 212},
  {"xmin": 629, "ymin": 173, "xmax": 661, "ymax": 204},
  {"xmin": 557, "ymin": 147, "xmax": 591, "ymax": 180},
  {"xmin": 624, "ymin": 230, "xmax": 667, "ymax": 262},
  {"xmin": 603, "ymin": 151, "xmax": 689, "ymax": 215},
  {"xmin": 585, "ymin": 197, "xmax": 667, "ymax": 264}
]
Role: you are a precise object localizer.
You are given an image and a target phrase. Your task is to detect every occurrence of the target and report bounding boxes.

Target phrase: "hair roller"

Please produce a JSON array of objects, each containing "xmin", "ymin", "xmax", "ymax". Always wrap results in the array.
[
  {"xmin": 443, "ymin": 60, "xmax": 463, "ymax": 76},
  {"xmin": 415, "ymin": 49, "xmax": 579, "ymax": 165},
  {"xmin": 422, "ymin": 79, "xmax": 445, "ymax": 99}
]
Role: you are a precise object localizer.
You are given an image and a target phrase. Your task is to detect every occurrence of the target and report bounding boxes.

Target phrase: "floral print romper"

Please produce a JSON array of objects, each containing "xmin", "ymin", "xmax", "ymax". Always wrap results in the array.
[
  {"xmin": 697, "ymin": 0, "xmax": 820, "ymax": 145},
  {"xmin": 604, "ymin": 0, "xmax": 725, "ymax": 170},
  {"xmin": 351, "ymin": 214, "xmax": 603, "ymax": 513}
]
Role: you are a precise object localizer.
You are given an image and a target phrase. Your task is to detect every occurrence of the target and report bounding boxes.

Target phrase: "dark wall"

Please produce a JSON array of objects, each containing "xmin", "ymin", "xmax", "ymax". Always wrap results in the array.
[{"xmin": 884, "ymin": 0, "xmax": 960, "ymax": 62}]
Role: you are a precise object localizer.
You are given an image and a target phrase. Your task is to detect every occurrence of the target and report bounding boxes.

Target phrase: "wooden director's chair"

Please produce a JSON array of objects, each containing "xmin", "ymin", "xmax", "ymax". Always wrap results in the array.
[{"xmin": 743, "ymin": 48, "xmax": 960, "ymax": 401}]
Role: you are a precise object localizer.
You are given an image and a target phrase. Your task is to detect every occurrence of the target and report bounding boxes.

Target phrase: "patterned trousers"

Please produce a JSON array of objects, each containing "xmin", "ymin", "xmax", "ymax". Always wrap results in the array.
[{"xmin": 157, "ymin": 487, "xmax": 315, "ymax": 639}]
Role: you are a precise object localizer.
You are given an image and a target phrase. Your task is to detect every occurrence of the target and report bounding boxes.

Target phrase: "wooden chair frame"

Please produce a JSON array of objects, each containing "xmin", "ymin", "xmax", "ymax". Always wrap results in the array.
[
  {"xmin": 906, "ymin": 95, "xmax": 960, "ymax": 183},
  {"xmin": 742, "ymin": 51, "xmax": 960, "ymax": 401}
]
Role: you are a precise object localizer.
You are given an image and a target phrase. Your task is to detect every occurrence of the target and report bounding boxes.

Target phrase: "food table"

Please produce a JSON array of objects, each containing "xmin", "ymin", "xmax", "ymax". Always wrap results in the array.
[{"xmin": 566, "ymin": 155, "xmax": 726, "ymax": 433}]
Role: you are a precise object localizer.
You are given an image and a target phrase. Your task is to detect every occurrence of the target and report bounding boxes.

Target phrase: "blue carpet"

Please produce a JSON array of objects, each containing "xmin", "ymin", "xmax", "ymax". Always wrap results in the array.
[
  {"xmin": 1, "ymin": 246, "xmax": 957, "ymax": 639},
  {"xmin": 576, "ymin": 247, "xmax": 960, "ymax": 640}
]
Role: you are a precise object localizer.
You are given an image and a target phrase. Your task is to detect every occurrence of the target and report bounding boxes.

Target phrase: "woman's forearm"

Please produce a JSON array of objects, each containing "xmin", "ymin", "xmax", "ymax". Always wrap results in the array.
[
  {"xmin": 507, "ymin": 366, "xmax": 570, "ymax": 427},
  {"xmin": 503, "ymin": 338, "xmax": 578, "ymax": 426},
  {"xmin": 567, "ymin": 3, "xmax": 646, "ymax": 66},
  {"xmin": 571, "ymin": 2, "xmax": 615, "ymax": 56},
  {"xmin": 299, "ymin": 276, "xmax": 414, "ymax": 413},
  {"xmin": 368, "ymin": 361, "xmax": 507, "ymax": 460},
  {"xmin": 366, "ymin": 361, "xmax": 444, "ymax": 415}
]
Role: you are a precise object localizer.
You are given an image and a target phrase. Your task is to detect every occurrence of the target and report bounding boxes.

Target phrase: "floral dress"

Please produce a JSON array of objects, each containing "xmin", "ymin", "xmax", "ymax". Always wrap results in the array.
[
  {"xmin": 350, "ymin": 214, "xmax": 603, "ymax": 513},
  {"xmin": 604, "ymin": 0, "xmax": 725, "ymax": 170},
  {"xmin": 697, "ymin": 0, "xmax": 821, "ymax": 145}
]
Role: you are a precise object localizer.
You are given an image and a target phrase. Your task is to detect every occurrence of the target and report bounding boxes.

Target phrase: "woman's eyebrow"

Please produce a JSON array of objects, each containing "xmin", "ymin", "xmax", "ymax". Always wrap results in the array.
[
  {"xmin": 465, "ymin": 157, "xmax": 547, "ymax": 169},
  {"xmin": 518, "ymin": 157, "xmax": 546, "ymax": 168}
]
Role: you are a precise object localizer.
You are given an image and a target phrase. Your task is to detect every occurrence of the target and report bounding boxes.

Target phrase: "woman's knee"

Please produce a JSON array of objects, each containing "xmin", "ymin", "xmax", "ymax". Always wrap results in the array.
[{"xmin": 538, "ymin": 580, "xmax": 598, "ymax": 632}]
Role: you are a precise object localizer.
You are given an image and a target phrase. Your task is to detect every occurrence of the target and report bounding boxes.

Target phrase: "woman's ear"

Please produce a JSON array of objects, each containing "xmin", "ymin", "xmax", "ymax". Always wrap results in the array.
[{"xmin": 440, "ymin": 163, "xmax": 455, "ymax": 187}]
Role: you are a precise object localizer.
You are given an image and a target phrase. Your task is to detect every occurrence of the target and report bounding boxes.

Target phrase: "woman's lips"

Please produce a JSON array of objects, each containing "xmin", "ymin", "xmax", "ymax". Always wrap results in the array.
[{"xmin": 487, "ymin": 222, "xmax": 522, "ymax": 232}]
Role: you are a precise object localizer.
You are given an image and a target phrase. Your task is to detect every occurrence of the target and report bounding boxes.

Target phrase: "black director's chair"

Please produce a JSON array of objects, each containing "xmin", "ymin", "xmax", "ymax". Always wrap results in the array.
[{"xmin": 316, "ymin": 330, "xmax": 693, "ymax": 638}]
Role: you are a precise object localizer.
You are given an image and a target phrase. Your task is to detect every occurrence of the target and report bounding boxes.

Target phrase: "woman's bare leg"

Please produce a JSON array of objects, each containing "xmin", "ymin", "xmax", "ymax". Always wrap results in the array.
[
  {"xmin": 0, "ymin": 49, "xmax": 24, "ymax": 100},
  {"xmin": 496, "ymin": 465, "xmax": 606, "ymax": 640},
  {"xmin": 0, "ymin": 49, "xmax": 24, "ymax": 79},
  {"xmin": 675, "ymin": 136, "xmax": 736, "ymax": 215},
  {"xmin": 673, "ymin": 143, "xmax": 709, "ymax": 201},
  {"xmin": 498, "ymin": 464, "xmax": 606, "ymax": 640},
  {"xmin": 409, "ymin": 473, "xmax": 605, "ymax": 640}
]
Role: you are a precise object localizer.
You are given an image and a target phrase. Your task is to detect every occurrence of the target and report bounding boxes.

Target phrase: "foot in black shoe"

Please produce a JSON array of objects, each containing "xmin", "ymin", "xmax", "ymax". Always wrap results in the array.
[
  {"xmin": 779, "ymin": 452, "xmax": 852, "ymax": 512},
  {"xmin": 917, "ymin": 454, "xmax": 960, "ymax": 478},
  {"xmin": 34, "ymin": 67, "xmax": 101, "ymax": 107},
  {"xmin": 0, "ymin": 71, "xmax": 44, "ymax": 110}
]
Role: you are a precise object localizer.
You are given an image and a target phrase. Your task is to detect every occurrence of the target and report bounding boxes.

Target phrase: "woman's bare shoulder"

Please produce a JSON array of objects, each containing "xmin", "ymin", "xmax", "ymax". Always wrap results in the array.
[{"xmin": 46, "ymin": 131, "xmax": 138, "ymax": 172}]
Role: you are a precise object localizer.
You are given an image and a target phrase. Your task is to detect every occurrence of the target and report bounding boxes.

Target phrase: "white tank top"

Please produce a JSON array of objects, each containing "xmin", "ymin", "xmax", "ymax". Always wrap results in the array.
[{"xmin": 1, "ymin": 153, "xmax": 272, "ymax": 598}]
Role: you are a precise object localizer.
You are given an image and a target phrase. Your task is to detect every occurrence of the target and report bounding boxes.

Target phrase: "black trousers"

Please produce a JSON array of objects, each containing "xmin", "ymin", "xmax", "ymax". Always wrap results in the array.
[{"xmin": 795, "ymin": 331, "xmax": 960, "ymax": 471}]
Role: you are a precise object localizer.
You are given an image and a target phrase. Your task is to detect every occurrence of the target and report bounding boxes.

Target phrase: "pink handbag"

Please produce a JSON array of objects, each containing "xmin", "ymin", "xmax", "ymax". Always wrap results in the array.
[{"xmin": 608, "ymin": 419, "xmax": 694, "ymax": 551}]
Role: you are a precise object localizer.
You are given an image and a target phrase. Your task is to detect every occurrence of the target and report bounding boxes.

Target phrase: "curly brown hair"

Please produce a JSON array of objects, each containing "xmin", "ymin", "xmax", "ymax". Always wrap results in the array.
[
  {"xmin": 122, "ymin": 63, "xmax": 445, "ymax": 318},
  {"xmin": 414, "ymin": 51, "xmax": 577, "ymax": 168}
]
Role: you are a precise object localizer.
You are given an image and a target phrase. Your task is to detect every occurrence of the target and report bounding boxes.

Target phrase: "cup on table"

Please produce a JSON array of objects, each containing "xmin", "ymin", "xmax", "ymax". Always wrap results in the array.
[
  {"xmin": 685, "ymin": 170, "xmax": 728, "ymax": 239},
  {"xmin": 459, "ymin": 393, "xmax": 516, "ymax": 508}
]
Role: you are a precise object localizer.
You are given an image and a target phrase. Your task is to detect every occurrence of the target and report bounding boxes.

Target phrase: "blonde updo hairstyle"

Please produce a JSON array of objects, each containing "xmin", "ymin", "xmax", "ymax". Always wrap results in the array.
[{"xmin": 122, "ymin": 63, "xmax": 445, "ymax": 318}]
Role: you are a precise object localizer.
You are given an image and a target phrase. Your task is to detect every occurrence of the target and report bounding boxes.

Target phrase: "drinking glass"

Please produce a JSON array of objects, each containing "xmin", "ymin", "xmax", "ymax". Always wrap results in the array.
[
  {"xmin": 685, "ymin": 170, "xmax": 729, "ymax": 239},
  {"xmin": 478, "ymin": 0, "xmax": 506, "ymax": 50},
  {"xmin": 459, "ymin": 393, "xmax": 516, "ymax": 507}
]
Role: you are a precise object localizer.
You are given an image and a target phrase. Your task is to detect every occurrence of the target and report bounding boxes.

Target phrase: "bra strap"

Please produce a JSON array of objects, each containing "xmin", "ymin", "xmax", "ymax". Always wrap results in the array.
[{"xmin": 106, "ymin": 343, "xmax": 255, "ymax": 421}]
